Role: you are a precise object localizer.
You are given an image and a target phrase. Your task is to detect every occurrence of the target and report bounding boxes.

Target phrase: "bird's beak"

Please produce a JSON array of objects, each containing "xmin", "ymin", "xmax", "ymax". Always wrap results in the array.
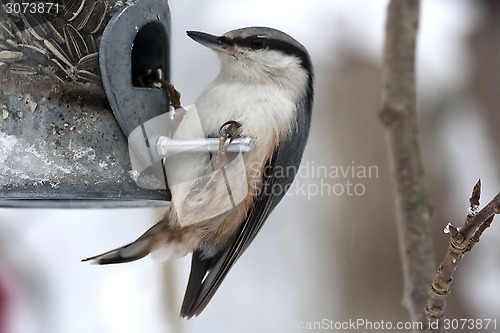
[{"xmin": 186, "ymin": 31, "xmax": 229, "ymax": 53}]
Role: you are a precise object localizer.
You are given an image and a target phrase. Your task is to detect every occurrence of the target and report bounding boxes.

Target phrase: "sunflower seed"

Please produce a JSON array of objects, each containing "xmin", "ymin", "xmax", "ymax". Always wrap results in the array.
[
  {"xmin": 6, "ymin": 39, "xmax": 18, "ymax": 49},
  {"xmin": 39, "ymin": 63, "xmax": 64, "ymax": 83},
  {"xmin": 0, "ymin": 62, "xmax": 7, "ymax": 73},
  {"xmin": 48, "ymin": 18, "xmax": 66, "ymax": 43},
  {"xmin": 77, "ymin": 52, "xmax": 98, "ymax": 71},
  {"xmin": 93, "ymin": 35, "xmax": 102, "ymax": 50},
  {"xmin": 63, "ymin": 23, "xmax": 89, "ymax": 62},
  {"xmin": 9, "ymin": 62, "xmax": 38, "ymax": 75},
  {"xmin": 31, "ymin": 39, "xmax": 46, "ymax": 51},
  {"xmin": 0, "ymin": 21, "xmax": 16, "ymax": 40},
  {"xmin": 76, "ymin": 69, "xmax": 99, "ymax": 83},
  {"xmin": 154, "ymin": 68, "xmax": 164, "ymax": 81},
  {"xmin": 63, "ymin": 0, "xmax": 86, "ymax": 22},
  {"xmin": 72, "ymin": 0, "xmax": 96, "ymax": 31},
  {"xmin": 46, "ymin": 20, "xmax": 65, "ymax": 45},
  {"xmin": 84, "ymin": 1, "xmax": 107, "ymax": 34},
  {"xmin": 19, "ymin": 30, "xmax": 32, "ymax": 45},
  {"xmin": 51, "ymin": 57, "xmax": 76, "ymax": 81},
  {"xmin": 8, "ymin": 19, "xmax": 28, "ymax": 44},
  {"xmin": 0, "ymin": 50, "xmax": 24, "ymax": 62},
  {"xmin": 21, "ymin": 13, "xmax": 49, "ymax": 41},
  {"xmin": 83, "ymin": 34, "xmax": 96, "ymax": 53},
  {"xmin": 18, "ymin": 44, "xmax": 49, "ymax": 65},
  {"xmin": 44, "ymin": 38, "xmax": 73, "ymax": 67}
]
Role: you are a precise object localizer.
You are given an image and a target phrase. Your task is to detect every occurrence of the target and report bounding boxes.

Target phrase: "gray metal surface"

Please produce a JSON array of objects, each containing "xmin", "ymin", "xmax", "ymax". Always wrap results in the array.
[
  {"xmin": 0, "ymin": 0, "xmax": 171, "ymax": 208},
  {"xmin": 100, "ymin": 0, "xmax": 171, "ymax": 137}
]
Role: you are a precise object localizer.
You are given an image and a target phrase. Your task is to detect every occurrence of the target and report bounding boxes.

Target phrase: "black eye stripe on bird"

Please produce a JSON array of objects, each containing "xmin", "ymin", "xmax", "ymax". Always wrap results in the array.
[
  {"xmin": 83, "ymin": 26, "xmax": 314, "ymax": 319},
  {"xmin": 218, "ymin": 32, "xmax": 313, "ymax": 73}
]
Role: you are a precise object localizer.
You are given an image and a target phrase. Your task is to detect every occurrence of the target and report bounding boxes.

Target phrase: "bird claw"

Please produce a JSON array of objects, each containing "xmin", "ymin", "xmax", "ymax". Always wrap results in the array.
[
  {"xmin": 218, "ymin": 120, "xmax": 242, "ymax": 143},
  {"xmin": 215, "ymin": 120, "xmax": 243, "ymax": 169}
]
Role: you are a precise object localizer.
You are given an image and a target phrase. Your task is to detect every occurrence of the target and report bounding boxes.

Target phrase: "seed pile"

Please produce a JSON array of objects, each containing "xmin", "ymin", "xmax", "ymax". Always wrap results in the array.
[{"xmin": 0, "ymin": 0, "xmax": 123, "ymax": 84}]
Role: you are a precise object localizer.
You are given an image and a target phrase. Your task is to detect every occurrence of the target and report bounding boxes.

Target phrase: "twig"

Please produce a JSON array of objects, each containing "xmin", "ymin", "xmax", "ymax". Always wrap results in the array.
[
  {"xmin": 461, "ymin": 187, "xmax": 500, "ymax": 242},
  {"xmin": 380, "ymin": 1, "xmax": 435, "ymax": 330},
  {"xmin": 426, "ymin": 181, "xmax": 500, "ymax": 332}
]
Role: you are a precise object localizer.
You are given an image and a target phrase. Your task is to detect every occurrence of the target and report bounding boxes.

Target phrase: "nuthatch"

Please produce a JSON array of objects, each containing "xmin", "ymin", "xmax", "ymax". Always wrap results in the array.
[{"xmin": 83, "ymin": 26, "xmax": 314, "ymax": 318}]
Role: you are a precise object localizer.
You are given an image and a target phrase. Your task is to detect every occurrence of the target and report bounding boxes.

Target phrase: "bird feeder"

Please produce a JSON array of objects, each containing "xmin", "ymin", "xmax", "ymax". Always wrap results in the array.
[{"xmin": 0, "ymin": 0, "xmax": 172, "ymax": 208}]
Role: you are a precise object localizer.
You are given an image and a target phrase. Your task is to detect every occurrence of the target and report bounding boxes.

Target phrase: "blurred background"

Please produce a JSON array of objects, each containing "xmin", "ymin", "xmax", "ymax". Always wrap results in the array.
[{"xmin": 1, "ymin": 0, "xmax": 500, "ymax": 332}]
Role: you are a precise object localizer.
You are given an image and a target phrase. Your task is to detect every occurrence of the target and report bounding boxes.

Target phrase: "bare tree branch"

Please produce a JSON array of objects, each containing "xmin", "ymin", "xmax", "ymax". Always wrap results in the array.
[
  {"xmin": 426, "ymin": 181, "xmax": 500, "ymax": 332},
  {"xmin": 461, "ymin": 187, "xmax": 500, "ymax": 242},
  {"xmin": 380, "ymin": 1, "xmax": 435, "ymax": 330}
]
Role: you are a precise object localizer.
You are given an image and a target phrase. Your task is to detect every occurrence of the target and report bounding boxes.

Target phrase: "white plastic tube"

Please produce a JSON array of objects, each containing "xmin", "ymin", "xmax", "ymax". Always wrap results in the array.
[{"xmin": 156, "ymin": 136, "xmax": 254, "ymax": 158}]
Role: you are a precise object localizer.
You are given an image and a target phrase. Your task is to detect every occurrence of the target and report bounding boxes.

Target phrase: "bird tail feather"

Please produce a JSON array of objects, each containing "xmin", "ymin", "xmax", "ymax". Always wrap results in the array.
[
  {"xmin": 81, "ymin": 239, "xmax": 150, "ymax": 265},
  {"xmin": 82, "ymin": 223, "xmax": 163, "ymax": 265}
]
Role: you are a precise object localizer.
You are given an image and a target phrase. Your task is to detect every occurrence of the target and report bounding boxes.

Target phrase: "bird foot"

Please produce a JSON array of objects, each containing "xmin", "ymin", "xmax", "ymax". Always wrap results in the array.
[
  {"xmin": 151, "ymin": 79, "xmax": 183, "ymax": 110},
  {"xmin": 219, "ymin": 120, "xmax": 242, "ymax": 142},
  {"xmin": 216, "ymin": 120, "xmax": 243, "ymax": 169}
]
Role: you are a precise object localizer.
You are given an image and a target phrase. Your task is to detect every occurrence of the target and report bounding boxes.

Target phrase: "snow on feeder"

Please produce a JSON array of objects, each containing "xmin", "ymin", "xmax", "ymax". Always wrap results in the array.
[{"xmin": 0, "ymin": 0, "xmax": 172, "ymax": 208}]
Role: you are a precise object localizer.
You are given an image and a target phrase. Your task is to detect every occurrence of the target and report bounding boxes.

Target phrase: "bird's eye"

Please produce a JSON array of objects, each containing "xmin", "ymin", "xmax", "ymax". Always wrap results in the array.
[{"xmin": 250, "ymin": 38, "xmax": 265, "ymax": 49}]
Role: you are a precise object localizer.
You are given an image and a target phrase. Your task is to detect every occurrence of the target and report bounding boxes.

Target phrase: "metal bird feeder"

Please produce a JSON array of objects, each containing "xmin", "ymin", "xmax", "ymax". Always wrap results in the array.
[{"xmin": 0, "ymin": 0, "xmax": 172, "ymax": 208}]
